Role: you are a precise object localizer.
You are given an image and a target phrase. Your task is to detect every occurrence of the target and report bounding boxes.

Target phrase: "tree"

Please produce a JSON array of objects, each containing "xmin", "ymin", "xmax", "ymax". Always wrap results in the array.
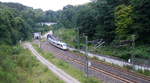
[
  {"xmin": 59, "ymin": 5, "xmax": 77, "ymax": 28},
  {"xmin": 0, "ymin": 4, "xmax": 33, "ymax": 45},
  {"xmin": 130, "ymin": 0, "xmax": 150, "ymax": 43},
  {"xmin": 77, "ymin": 5, "xmax": 97, "ymax": 40},
  {"xmin": 115, "ymin": 5, "xmax": 134, "ymax": 40}
]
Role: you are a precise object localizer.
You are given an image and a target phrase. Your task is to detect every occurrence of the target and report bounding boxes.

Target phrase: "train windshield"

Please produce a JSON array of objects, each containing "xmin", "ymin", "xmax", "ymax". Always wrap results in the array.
[{"xmin": 63, "ymin": 43, "xmax": 67, "ymax": 47}]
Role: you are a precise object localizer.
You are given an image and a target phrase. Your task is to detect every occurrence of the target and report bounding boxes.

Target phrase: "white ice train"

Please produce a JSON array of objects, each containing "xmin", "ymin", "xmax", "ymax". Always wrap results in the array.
[{"xmin": 47, "ymin": 36, "xmax": 68, "ymax": 50}]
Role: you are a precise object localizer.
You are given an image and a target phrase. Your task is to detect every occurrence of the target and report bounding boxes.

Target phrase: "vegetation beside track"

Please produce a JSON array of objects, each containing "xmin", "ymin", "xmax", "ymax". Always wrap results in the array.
[
  {"xmin": 0, "ymin": 45, "xmax": 64, "ymax": 83},
  {"xmin": 53, "ymin": 28, "xmax": 150, "ymax": 76},
  {"xmin": 137, "ymin": 70, "xmax": 150, "ymax": 76},
  {"xmin": 32, "ymin": 43, "xmax": 102, "ymax": 83},
  {"xmin": 54, "ymin": 28, "xmax": 150, "ymax": 63},
  {"xmin": 49, "ymin": 0, "xmax": 150, "ymax": 65},
  {"xmin": 54, "ymin": 28, "xmax": 77, "ymax": 47}
]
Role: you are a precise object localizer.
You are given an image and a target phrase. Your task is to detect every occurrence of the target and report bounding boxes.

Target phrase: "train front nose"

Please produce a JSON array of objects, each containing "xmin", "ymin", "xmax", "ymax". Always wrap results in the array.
[
  {"xmin": 63, "ymin": 46, "xmax": 67, "ymax": 50},
  {"xmin": 62, "ymin": 44, "xmax": 67, "ymax": 50}
]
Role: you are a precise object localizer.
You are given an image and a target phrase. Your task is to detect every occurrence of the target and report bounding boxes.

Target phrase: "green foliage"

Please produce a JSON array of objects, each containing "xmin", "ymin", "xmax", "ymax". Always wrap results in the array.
[
  {"xmin": 0, "ymin": 2, "xmax": 50, "ymax": 45},
  {"xmin": 0, "ymin": 1, "xmax": 150, "ymax": 81},
  {"xmin": 130, "ymin": 0, "xmax": 150, "ymax": 43},
  {"xmin": 50, "ymin": 0, "xmax": 150, "ymax": 45},
  {"xmin": 0, "ymin": 45, "xmax": 29, "ymax": 83},
  {"xmin": 115, "ymin": 5, "xmax": 134, "ymax": 39},
  {"xmin": 91, "ymin": 0, "xmax": 117, "ymax": 42},
  {"xmin": 54, "ymin": 28, "xmax": 77, "ymax": 47},
  {"xmin": 137, "ymin": 70, "xmax": 150, "ymax": 76},
  {"xmin": 49, "ymin": 0, "xmax": 150, "ymax": 61},
  {"xmin": 77, "ymin": 5, "xmax": 97, "ymax": 40},
  {"xmin": 44, "ymin": 10, "xmax": 58, "ymax": 22},
  {"xmin": 0, "ymin": 4, "xmax": 31, "ymax": 45},
  {"xmin": 0, "ymin": 44, "xmax": 64, "ymax": 83},
  {"xmin": 94, "ymin": 45, "xmax": 150, "ymax": 61},
  {"xmin": 33, "ymin": 43, "xmax": 102, "ymax": 83},
  {"xmin": 1, "ymin": 0, "xmax": 150, "ymax": 45}
]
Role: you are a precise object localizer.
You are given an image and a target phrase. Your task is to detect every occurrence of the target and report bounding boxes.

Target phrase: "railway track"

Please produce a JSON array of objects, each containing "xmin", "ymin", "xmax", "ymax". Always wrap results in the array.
[
  {"xmin": 41, "ymin": 41, "xmax": 150, "ymax": 83},
  {"xmin": 54, "ymin": 51, "xmax": 139, "ymax": 83},
  {"xmin": 92, "ymin": 60, "xmax": 150, "ymax": 81},
  {"xmin": 70, "ymin": 57, "xmax": 136, "ymax": 83}
]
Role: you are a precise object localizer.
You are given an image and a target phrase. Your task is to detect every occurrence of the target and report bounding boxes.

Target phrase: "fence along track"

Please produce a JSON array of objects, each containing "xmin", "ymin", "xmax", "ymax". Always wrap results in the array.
[
  {"xmin": 45, "ymin": 42, "xmax": 150, "ymax": 83},
  {"xmin": 49, "ymin": 46, "xmax": 137, "ymax": 83},
  {"xmin": 92, "ymin": 59, "xmax": 150, "ymax": 81},
  {"xmin": 71, "ymin": 50, "xmax": 150, "ymax": 81}
]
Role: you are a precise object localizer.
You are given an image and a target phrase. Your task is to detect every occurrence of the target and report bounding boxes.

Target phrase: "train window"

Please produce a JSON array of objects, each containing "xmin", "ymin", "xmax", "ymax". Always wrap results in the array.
[{"xmin": 63, "ymin": 43, "xmax": 67, "ymax": 47}]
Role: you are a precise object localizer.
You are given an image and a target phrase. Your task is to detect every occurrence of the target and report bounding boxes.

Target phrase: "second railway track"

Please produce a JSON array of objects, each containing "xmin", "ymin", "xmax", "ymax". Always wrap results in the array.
[{"xmin": 40, "ymin": 41, "xmax": 150, "ymax": 83}]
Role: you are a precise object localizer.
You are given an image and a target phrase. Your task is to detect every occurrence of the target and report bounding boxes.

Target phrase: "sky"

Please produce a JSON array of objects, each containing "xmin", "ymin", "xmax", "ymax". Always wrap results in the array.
[{"xmin": 0, "ymin": 0, "xmax": 91, "ymax": 11}]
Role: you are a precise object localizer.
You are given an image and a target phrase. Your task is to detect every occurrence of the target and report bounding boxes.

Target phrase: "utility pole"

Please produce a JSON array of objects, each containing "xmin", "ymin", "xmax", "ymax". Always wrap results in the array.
[
  {"xmin": 77, "ymin": 27, "xmax": 80, "ymax": 50},
  {"xmin": 131, "ymin": 35, "xmax": 135, "ymax": 67},
  {"xmin": 39, "ymin": 32, "xmax": 42, "ymax": 48},
  {"xmin": 85, "ymin": 35, "xmax": 89, "ymax": 77}
]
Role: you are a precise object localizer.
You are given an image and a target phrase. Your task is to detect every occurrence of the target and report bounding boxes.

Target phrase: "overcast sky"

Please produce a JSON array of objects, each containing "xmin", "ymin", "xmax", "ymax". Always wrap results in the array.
[{"xmin": 0, "ymin": 0, "xmax": 91, "ymax": 11}]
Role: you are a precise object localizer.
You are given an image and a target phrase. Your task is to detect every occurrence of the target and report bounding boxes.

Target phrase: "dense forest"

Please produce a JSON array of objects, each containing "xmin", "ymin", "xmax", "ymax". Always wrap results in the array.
[
  {"xmin": 0, "ymin": 2, "xmax": 50, "ymax": 45},
  {"xmin": 0, "ymin": 0, "xmax": 150, "ymax": 82},
  {"xmin": 46, "ymin": 0, "xmax": 150, "ymax": 61},
  {"xmin": 49, "ymin": 0, "xmax": 150, "ymax": 44},
  {"xmin": 1, "ymin": 0, "xmax": 150, "ymax": 46},
  {"xmin": 0, "ymin": 2, "xmax": 52, "ymax": 83}
]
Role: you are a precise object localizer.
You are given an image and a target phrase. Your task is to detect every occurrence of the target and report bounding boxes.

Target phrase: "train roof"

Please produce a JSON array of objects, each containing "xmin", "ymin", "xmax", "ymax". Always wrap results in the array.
[
  {"xmin": 48, "ymin": 38, "xmax": 67, "ymax": 45},
  {"xmin": 58, "ymin": 41, "xmax": 67, "ymax": 45}
]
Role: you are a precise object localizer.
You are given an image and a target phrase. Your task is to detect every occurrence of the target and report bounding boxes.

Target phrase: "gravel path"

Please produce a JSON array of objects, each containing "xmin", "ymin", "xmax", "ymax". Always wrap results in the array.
[{"xmin": 23, "ymin": 43, "xmax": 80, "ymax": 83}]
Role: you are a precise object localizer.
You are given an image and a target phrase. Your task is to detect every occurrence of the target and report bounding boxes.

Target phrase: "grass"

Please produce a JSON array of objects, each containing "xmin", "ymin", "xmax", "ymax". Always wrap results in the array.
[
  {"xmin": 45, "ymin": 27, "xmax": 150, "ymax": 76},
  {"xmin": 0, "ymin": 44, "xmax": 64, "ymax": 83},
  {"xmin": 20, "ymin": 45, "xmax": 64, "ymax": 83},
  {"xmin": 90, "ymin": 54, "xmax": 150, "ymax": 76},
  {"xmin": 137, "ymin": 70, "xmax": 150, "ymax": 76},
  {"xmin": 54, "ymin": 28, "xmax": 77, "ymax": 48},
  {"xmin": 92, "ymin": 45, "xmax": 150, "ymax": 61},
  {"xmin": 53, "ymin": 28, "xmax": 150, "ymax": 61},
  {"xmin": 32, "ymin": 43, "xmax": 102, "ymax": 83},
  {"xmin": 123, "ymin": 65, "xmax": 150, "ymax": 76},
  {"xmin": 27, "ymin": 61, "xmax": 64, "ymax": 83}
]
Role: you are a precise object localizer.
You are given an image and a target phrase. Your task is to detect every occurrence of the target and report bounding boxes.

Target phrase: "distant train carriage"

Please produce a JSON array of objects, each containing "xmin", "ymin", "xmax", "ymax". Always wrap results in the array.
[{"xmin": 47, "ymin": 35, "xmax": 68, "ymax": 50}]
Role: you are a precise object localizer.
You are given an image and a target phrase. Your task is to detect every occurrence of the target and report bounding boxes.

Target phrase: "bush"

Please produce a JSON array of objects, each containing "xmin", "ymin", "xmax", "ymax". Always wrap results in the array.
[
  {"xmin": 0, "ymin": 45, "xmax": 18, "ymax": 83},
  {"xmin": 83, "ymin": 77, "xmax": 100, "ymax": 83},
  {"xmin": 137, "ymin": 70, "xmax": 150, "ymax": 76},
  {"xmin": 0, "ymin": 45, "xmax": 38, "ymax": 83}
]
